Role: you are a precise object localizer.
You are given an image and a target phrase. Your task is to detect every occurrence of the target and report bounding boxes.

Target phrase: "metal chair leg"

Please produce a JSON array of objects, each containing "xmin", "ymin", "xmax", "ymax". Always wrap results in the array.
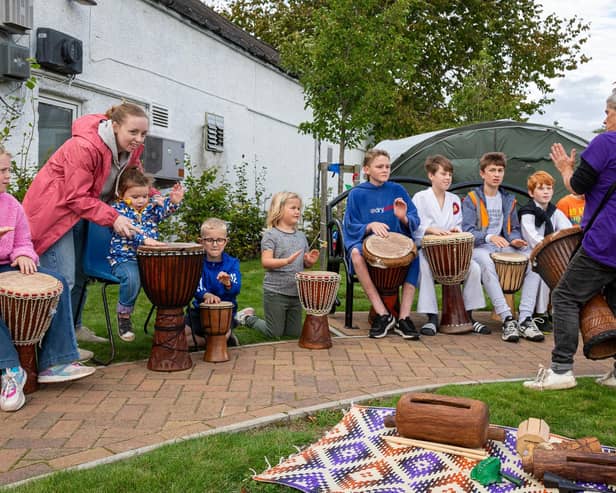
[
  {"xmin": 143, "ymin": 304, "xmax": 155, "ymax": 334},
  {"xmin": 92, "ymin": 282, "xmax": 116, "ymax": 366}
]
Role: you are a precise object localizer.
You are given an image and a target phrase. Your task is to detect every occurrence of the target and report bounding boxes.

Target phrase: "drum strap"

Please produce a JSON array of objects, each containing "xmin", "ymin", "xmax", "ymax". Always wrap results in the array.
[{"xmin": 570, "ymin": 181, "xmax": 616, "ymax": 260}]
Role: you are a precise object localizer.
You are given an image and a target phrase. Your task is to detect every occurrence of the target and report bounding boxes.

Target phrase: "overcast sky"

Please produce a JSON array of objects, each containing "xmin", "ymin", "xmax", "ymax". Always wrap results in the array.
[{"xmin": 529, "ymin": 1, "xmax": 616, "ymax": 135}]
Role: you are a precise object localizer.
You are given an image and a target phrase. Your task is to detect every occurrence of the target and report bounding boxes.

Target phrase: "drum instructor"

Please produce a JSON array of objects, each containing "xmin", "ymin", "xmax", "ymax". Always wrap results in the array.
[
  {"xmin": 22, "ymin": 102, "xmax": 148, "ymax": 348},
  {"xmin": 524, "ymin": 88, "xmax": 616, "ymax": 390}
]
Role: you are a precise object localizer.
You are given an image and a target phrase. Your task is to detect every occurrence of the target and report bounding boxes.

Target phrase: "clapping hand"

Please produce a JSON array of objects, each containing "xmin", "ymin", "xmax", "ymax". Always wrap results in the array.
[{"xmin": 169, "ymin": 183, "xmax": 185, "ymax": 204}]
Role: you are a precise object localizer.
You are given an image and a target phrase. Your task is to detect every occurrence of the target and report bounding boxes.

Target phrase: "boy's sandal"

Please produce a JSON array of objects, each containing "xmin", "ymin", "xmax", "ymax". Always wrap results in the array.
[
  {"xmin": 472, "ymin": 321, "xmax": 491, "ymax": 334},
  {"xmin": 420, "ymin": 322, "xmax": 437, "ymax": 336}
]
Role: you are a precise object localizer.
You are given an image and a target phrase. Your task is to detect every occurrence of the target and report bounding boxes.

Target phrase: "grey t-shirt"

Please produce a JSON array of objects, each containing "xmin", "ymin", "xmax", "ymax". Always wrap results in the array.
[{"xmin": 261, "ymin": 227, "xmax": 309, "ymax": 296}]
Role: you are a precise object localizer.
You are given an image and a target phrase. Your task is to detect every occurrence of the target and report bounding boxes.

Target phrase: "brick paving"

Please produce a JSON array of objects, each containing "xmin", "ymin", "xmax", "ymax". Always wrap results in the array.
[{"xmin": 0, "ymin": 311, "xmax": 611, "ymax": 486}]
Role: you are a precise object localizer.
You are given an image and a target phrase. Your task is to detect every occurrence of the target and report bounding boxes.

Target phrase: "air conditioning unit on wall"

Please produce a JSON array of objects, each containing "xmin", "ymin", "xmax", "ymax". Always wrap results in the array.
[
  {"xmin": 143, "ymin": 136, "xmax": 185, "ymax": 181},
  {"xmin": 36, "ymin": 28, "xmax": 83, "ymax": 75},
  {"xmin": 0, "ymin": 0, "xmax": 33, "ymax": 33}
]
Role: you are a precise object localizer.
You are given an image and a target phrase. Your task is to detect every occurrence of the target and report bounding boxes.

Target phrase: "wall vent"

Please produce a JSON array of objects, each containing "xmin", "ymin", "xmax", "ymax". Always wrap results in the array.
[
  {"xmin": 151, "ymin": 104, "xmax": 169, "ymax": 129},
  {"xmin": 204, "ymin": 113, "xmax": 224, "ymax": 152},
  {"xmin": 0, "ymin": 0, "xmax": 33, "ymax": 33}
]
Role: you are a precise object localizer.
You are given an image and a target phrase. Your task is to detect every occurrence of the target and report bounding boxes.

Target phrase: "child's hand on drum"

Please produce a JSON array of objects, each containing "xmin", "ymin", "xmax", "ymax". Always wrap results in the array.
[
  {"xmin": 169, "ymin": 183, "xmax": 185, "ymax": 204},
  {"xmin": 203, "ymin": 293, "xmax": 221, "ymax": 304},
  {"xmin": 0, "ymin": 226, "xmax": 15, "ymax": 238},
  {"xmin": 393, "ymin": 197, "xmax": 408, "ymax": 220},
  {"xmin": 304, "ymin": 249, "xmax": 319, "ymax": 266},
  {"xmin": 368, "ymin": 222, "xmax": 390, "ymax": 237},
  {"xmin": 143, "ymin": 237, "xmax": 166, "ymax": 246},
  {"xmin": 489, "ymin": 235, "xmax": 509, "ymax": 248},
  {"xmin": 510, "ymin": 238, "xmax": 528, "ymax": 249},
  {"xmin": 11, "ymin": 255, "xmax": 37, "ymax": 275},
  {"xmin": 217, "ymin": 271, "xmax": 232, "ymax": 288},
  {"xmin": 426, "ymin": 226, "xmax": 450, "ymax": 236}
]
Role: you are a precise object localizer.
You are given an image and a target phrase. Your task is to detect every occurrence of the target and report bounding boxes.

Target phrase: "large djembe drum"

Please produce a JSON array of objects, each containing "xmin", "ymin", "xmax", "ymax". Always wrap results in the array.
[
  {"xmin": 422, "ymin": 232, "xmax": 474, "ymax": 334},
  {"xmin": 296, "ymin": 271, "xmax": 340, "ymax": 349},
  {"xmin": 490, "ymin": 251, "xmax": 528, "ymax": 318},
  {"xmin": 137, "ymin": 242, "xmax": 206, "ymax": 371},
  {"xmin": 531, "ymin": 226, "xmax": 616, "ymax": 360},
  {"xmin": 0, "ymin": 271, "xmax": 63, "ymax": 394},
  {"xmin": 199, "ymin": 301, "xmax": 233, "ymax": 363},
  {"xmin": 363, "ymin": 233, "xmax": 417, "ymax": 321}
]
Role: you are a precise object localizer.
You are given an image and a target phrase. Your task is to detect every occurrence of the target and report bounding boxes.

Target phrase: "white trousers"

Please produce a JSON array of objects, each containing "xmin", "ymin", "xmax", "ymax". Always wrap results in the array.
[{"xmin": 417, "ymin": 250, "xmax": 486, "ymax": 314}]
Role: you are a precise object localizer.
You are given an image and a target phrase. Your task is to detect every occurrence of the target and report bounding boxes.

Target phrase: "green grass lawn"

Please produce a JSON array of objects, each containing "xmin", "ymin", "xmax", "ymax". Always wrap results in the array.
[{"xmin": 8, "ymin": 380, "xmax": 615, "ymax": 492}]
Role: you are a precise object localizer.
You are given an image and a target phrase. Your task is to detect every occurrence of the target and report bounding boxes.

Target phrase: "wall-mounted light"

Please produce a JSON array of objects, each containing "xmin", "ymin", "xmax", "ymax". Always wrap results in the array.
[{"xmin": 72, "ymin": 0, "xmax": 98, "ymax": 5}]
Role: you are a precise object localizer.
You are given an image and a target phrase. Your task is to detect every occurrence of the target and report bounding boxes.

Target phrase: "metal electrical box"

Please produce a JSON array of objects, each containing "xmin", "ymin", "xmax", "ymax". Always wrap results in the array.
[
  {"xmin": 0, "ymin": 39, "xmax": 30, "ymax": 80},
  {"xmin": 36, "ymin": 28, "xmax": 83, "ymax": 75},
  {"xmin": 143, "ymin": 136, "xmax": 185, "ymax": 181},
  {"xmin": 0, "ymin": 0, "xmax": 33, "ymax": 33}
]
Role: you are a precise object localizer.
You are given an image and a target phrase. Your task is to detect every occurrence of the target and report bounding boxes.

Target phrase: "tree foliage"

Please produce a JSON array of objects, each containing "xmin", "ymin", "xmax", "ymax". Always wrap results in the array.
[{"xmin": 213, "ymin": 0, "xmax": 590, "ymax": 141}]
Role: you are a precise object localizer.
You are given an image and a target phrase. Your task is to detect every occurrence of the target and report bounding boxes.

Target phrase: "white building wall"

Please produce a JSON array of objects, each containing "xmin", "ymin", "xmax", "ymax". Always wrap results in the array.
[{"xmin": 1, "ymin": 0, "xmax": 364, "ymax": 208}]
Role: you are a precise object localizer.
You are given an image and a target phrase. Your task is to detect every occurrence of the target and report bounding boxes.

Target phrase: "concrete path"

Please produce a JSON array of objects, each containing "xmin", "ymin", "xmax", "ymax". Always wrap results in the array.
[{"xmin": 0, "ymin": 312, "xmax": 610, "ymax": 486}]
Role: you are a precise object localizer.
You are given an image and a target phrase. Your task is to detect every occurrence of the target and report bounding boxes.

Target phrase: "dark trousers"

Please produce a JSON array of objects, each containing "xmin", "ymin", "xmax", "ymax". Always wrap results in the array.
[{"xmin": 551, "ymin": 246, "xmax": 616, "ymax": 372}]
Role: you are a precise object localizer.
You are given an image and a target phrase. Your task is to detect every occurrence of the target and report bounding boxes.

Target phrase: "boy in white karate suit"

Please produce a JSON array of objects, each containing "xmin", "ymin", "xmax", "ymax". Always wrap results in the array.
[{"xmin": 413, "ymin": 155, "xmax": 487, "ymax": 335}]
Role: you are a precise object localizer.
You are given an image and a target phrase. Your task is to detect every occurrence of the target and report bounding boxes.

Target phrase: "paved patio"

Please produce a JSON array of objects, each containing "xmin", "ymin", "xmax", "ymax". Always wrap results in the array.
[{"xmin": 0, "ymin": 312, "xmax": 611, "ymax": 487}]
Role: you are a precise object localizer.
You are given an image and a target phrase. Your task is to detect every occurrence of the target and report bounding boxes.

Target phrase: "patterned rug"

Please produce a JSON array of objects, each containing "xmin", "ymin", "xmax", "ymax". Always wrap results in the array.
[{"xmin": 254, "ymin": 405, "xmax": 616, "ymax": 492}]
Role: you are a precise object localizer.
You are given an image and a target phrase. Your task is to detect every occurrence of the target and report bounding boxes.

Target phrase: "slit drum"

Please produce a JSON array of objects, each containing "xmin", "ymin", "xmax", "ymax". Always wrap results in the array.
[
  {"xmin": 0, "ymin": 271, "xmax": 63, "ymax": 394},
  {"xmin": 295, "ymin": 271, "xmax": 340, "ymax": 349},
  {"xmin": 200, "ymin": 301, "xmax": 233, "ymax": 362},
  {"xmin": 422, "ymin": 232, "xmax": 474, "ymax": 334},
  {"xmin": 362, "ymin": 232, "xmax": 416, "ymax": 321},
  {"xmin": 531, "ymin": 226, "xmax": 616, "ymax": 360},
  {"xmin": 137, "ymin": 242, "xmax": 206, "ymax": 371}
]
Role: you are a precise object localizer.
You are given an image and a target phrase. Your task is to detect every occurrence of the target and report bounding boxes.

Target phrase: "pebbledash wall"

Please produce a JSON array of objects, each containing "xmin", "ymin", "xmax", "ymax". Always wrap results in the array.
[{"xmin": 2, "ymin": 0, "xmax": 364, "ymax": 206}]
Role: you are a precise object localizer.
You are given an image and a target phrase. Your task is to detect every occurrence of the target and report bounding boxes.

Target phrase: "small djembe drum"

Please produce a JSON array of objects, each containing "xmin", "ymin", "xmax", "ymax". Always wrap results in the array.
[
  {"xmin": 0, "ymin": 271, "xmax": 63, "ymax": 394},
  {"xmin": 295, "ymin": 271, "xmax": 341, "ymax": 349},
  {"xmin": 422, "ymin": 232, "xmax": 474, "ymax": 334},
  {"xmin": 490, "ymin": 251, "xmax": 528, "ymax": 318},
  {"xmin": 137, "ymin": 242, "xmax": 205, "ymax": 372},
  {"xmin": 531, "ymin": 226, "xmax": 616, "ymax": 360},
  {"xmin": 199, "ymin": 301, "xmax": 233, "ymax": 363},
  {"xmin": 363, "ymin": 232, "xmax": 416, "ymax": 322}
]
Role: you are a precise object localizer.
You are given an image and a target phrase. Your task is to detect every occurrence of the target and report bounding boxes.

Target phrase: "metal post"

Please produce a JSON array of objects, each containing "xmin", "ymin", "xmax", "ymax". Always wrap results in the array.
[{"xmin": 320, "ymin": 161, "xmax": 328, "ymax": 270}]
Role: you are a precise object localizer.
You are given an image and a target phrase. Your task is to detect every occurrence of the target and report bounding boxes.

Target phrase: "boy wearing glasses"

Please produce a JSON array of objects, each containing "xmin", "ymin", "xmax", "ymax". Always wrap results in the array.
[{"xmin": 185, "ymin": 218, "xmax": 266, "ymax": 348}]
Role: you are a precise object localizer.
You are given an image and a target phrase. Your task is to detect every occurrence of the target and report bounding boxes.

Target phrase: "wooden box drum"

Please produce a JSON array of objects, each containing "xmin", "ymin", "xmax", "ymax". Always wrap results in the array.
[
  {"xmin": 422, "ymin": 232, "xmax": 474, "ymax": 334},
  {"xmin": 490, "ymin": 251, "xmax": 528, "ymax": 317},
  {"xmin": 296, "ymin": 271, "xmax": 340, "ymax": 349},
  {"xmin": 0, "ymin": 271, "xmax": 63, "ymax": 394},
  {"xmin": 137, "ymin": 242, "xmax": 206, "ymax": 371},
  {"xmin": 531, "ymin": 227, "xmax": 616, "ymax": 360},
  {"xmin": 199, "ymin": 301, "xmax": 233, "ymax": 363},
  {"xmin": 363, "ymin": 232, "xmax": 416, "ymax": 320}
]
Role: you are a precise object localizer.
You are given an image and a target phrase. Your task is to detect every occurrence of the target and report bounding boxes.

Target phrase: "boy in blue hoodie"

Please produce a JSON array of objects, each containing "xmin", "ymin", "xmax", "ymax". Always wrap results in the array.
[
  {"xmin": 462, "ymin": 152, "xmax": 544, "ymax": 343},
  {"xmin": 342, "ymin": 148, "xmax": 421, "ymax": 340}
]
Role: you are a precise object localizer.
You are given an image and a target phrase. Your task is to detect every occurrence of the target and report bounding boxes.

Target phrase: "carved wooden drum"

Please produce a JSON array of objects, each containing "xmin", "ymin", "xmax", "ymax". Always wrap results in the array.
[
  {"xmin": 296, "ymin": 270, "xmax": 340, "ymax": 349},
  {"xmin": 200, "ymin": 301, "xmax": 233, "ymax": 363},
  {"xmin": 0, "ymin": 271, "xmax": 63, "ymax": 394}
]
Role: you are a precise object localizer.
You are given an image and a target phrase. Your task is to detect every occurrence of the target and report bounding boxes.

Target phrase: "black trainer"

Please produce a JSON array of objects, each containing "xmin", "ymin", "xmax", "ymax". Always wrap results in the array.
[
  {"xmin": 395, "ymin": 317, "xmax": 420, "ymax": 340},
  {"xmin": 369, "ymin": 314, "xmax": 395, "ymax": 338},
  {"xmin": 227, "ymin": 331, "xmax": 240, "ymax": 347},
  {"xmin": 117, "ymin": 315, "xmax": 135, "ymax": 342},
  {"xmin": 532, "ymin": 313, "xmax": 553, "ymax": 333},
  {"xmin": 472, "ymin": 320, "xmax": 491, "ymax": 334}
]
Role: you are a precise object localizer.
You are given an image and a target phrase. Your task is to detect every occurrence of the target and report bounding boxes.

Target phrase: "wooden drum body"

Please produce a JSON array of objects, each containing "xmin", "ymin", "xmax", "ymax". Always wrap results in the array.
[
  {"xmin": 296, "ymin": 271, "xmax": 340, "ymax": 350},
  {"xmin": 422, "ymin": 233, "xmax": 474, "ymax": 334},
  {"xmin": 200, "ymin": 301, "xmax": 233, "ymax": 363},
  {"xmin": 0, "ymin": 271, "xmax": 63, "ymax": 394},
  {"xmin": 137, "ymin": 242, "xmax": 205, "ymax": 371},
  {"xmin": 490, "ymin": 251, "xmax": 528, "ymax": 317},
  {"xmin": 531, "ymin": 226, "xmax": 616, "ymax": 360},
  {"xmin": 363, "ymin": 233, "xmax": 416, "ymax": 321}
]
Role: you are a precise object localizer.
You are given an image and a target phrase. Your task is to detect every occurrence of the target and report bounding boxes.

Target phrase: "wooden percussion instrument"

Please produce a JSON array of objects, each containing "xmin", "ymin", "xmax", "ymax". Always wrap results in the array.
[
  {"xmin": 422, "ymin": 232, "xmax": 474, "ymax": 334},
  {"xmin": 0, "ymin": 271, "xmax": 63, "ymax": 394},
  {"xmin": 490, "ymin": 251, "xmax": 528, "ymax": 317},
  {"xmin": 199, "ymin": 301, "xmax": 233, "ymax": 363},
  {"xmin": 137, "ymin": 242, "xmax": 205, "ymax": 372},
  {"xmin": 363, "ymin": 232, "xmax": 416, "ymax": 321},
  {"xmin": 516, "ymin": 418, "xmax": 550, "ymax": 470},
  {"xmin": 296, "ymin": 271, "xmax": 340, "ymax": 349},
  {"xmin": 529, "ymin": 448, "xmax": 616, "ymax": 483},
  {"xmin": 531, "ymin": 227, "xmax": 616, "ymax": 360},
  {"xmin": 383, "ymin": 392, "xmax": 505, "ymax": 449}
]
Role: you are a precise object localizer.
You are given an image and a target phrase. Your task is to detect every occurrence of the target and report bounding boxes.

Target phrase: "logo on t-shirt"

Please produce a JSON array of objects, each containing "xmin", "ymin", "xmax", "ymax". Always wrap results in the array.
[{"xmin": 370, "ymin": 204, "xmax": 394, "ymax": 214}]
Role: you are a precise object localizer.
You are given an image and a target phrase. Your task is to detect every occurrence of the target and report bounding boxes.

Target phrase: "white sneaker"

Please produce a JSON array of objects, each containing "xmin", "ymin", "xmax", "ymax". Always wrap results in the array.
[
  {"xmin": 235, "ymin": 307, "xmax": 255, "ymax": 326},
  {"xmin": 519, "ymin": 317, "xmax": 545, "ymax": 342},
  {"xmin": 75, "ymin": 326, "xmax": 108, "ymax": 343},
  {"xmin": 596, "ymin": 370, "xmax": 616, "ymax": 387},
  {"xmin": 1, "ymin": 367, "xmax": 27, "ymax": 412},
  {"xmin": 38, "ymin": 362, "xmax": 96, "ymax": 384},
  {"xmin": 78, "ymin": 348, "xmax": 94, "ymax": 362},
  {"xmin": 523, "ymin": 365, "xmax": 577, "ymax": 391}
]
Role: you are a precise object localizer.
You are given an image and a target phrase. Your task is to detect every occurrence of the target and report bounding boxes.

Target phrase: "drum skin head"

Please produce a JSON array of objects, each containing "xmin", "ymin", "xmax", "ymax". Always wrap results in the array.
[
  {"xmin": 0, "ymin": 271, "xmax": 63, "ymax": 296},
  {"xmin": 422, "ymin": 232, "xmax": 473, "ymax": 246},
  {"xmin": 363, "ymin": 232, "xmax": 416, "ymax": 269},
  {"xmin": 137, "ymin": 242, "xmax": 204, "ymax": 253},
  {"xmin": 490, "ymin": 252, "xmax": 527, "ymax": 264},
  {"xmin": 200, "ymin": 301, "xmax": 234, "ymax": 309}
]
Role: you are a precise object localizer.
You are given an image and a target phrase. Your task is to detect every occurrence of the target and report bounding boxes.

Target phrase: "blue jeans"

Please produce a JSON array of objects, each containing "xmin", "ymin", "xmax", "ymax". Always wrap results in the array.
[
  {"xmin": 112, "ymin": 261, "xmax": 141, "ymax": 313},
  {"xmin": 0, "ymin": 265, "xmax": 79, "ymax": 371},
  {"xmin": 39, "ymin": 219, "xmax": 88, "ymax": 328}
]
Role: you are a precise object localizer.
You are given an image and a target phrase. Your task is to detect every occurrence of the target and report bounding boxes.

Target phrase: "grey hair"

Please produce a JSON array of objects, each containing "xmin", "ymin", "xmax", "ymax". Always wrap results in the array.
[{"xmin": 607, "ymin": 88, "xmax": 616, "ymax": 110}]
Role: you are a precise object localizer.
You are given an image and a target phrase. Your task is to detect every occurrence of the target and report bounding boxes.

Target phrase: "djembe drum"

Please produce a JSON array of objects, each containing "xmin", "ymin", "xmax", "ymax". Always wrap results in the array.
[
  {"xmin": 422, "ymin": 232, "xmax": 474, "ymax": 334},
  {"xmin": 296, "ymin": 271, "xmax": 341, "ymax": 349},
  {"xmin": 363, "ymin": 232, "xmax": 417, "ymax": 321},
  {"xmin": 199, "ymin": 301, "xmax": 233, "ymax": 363},
  {"xmin": 490, "ymin": 252, "xmax": 528, "ymax": 318},
  {"xmin": 137, "ymin": 242, "xmax": 206, "ymax": 371},
  {"xmin": 0, "ymin": 271, "xmax": 63, "ymax": 394},
  {"xmin": 531, "ymin": 226, "xmax": 616, "ymax": 360}
]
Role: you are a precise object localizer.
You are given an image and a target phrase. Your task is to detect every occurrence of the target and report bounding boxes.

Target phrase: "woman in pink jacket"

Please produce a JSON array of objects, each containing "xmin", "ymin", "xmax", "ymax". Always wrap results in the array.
[
  {"xmin": 23, "ymin": 102, "xmax": 149, "ymax": 345},
  {"xmin": 0, "ymin": 146, "xmax": 95, "ymax": 412}
]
